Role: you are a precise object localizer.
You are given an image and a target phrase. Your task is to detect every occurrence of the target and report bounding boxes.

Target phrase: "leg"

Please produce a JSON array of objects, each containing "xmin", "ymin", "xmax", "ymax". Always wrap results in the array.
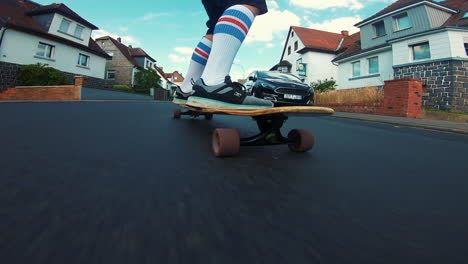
[{"xmin": 179, "ymin": 36, "xmax": 213, "ymax": 93}]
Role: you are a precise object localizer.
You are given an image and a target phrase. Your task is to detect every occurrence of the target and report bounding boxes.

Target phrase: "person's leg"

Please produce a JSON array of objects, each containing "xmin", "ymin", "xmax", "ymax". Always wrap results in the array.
[
  {"xmin": 179, "ymin": 36, "xmax": 213, "ymax": 93},
  {"xmin": 200, "ymin": 4, "xmax": 259, "ymax": 85}
]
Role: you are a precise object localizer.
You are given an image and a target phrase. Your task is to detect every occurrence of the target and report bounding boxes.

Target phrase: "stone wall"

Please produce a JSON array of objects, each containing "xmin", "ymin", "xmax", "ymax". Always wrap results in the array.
[
  {"xmin": 0, "ymin": 61, "xmax": 21, "ymax": 92},
  {"xmin": 394, "ymin": 59, "xmax": 468, "ymax": 112}
]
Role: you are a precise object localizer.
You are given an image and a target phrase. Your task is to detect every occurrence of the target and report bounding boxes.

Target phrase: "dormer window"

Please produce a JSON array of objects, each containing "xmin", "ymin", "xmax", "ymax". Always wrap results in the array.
[
  {"xmin": 373, "ymin": 21, "xmax": 386, "ymax": 38},
  {"xmin": 59, "ymin": 19, "xmax": 71, "ymax": 33},
  {"xmin": 74, "ymin": 25, "xmax": 84, "ymax": 38},
  {"xmin": 394, "ymin": 13, "xmax": 411, "ymax": 31}
]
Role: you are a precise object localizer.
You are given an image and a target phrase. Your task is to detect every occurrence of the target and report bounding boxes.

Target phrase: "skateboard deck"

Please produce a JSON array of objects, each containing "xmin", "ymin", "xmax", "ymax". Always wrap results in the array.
[{"xmin": 172, "ymin": 103, "xmax": 334, "ymax": 157}]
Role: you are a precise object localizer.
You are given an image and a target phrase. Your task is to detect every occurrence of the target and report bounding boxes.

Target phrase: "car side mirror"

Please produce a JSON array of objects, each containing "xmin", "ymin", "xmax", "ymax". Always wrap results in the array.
[{"xmin": 248, "ymin": 76, "xmax": 255, "ymax": 81}]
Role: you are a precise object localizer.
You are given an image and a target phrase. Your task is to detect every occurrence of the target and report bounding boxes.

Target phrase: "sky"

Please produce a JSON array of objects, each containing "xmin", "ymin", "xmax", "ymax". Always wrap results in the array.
[{"xmin": 33, "ymin": 0, "xmax": 401, "ymax": 81}]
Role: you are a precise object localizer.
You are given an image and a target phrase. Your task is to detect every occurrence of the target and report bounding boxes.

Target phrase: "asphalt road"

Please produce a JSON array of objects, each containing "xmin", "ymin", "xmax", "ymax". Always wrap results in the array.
[{"xmin": 1, "ymin": 102, "xmax": 468, "ymax": 264}]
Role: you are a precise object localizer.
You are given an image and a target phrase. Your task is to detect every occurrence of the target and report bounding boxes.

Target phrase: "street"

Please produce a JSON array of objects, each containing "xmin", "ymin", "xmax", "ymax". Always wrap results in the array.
[{"xmin": 1, "ymin": 102, "xmax": 467, "ymax": 264}]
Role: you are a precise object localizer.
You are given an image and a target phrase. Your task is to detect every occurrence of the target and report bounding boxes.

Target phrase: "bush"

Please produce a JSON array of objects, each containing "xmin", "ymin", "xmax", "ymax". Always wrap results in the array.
[
  {"xmin": 310, "ymin": 78, "xmax": 337, "ymax": 93},
  {"xmin": 113, "ymin": 85, "xmax": 130, "ymax": 92},
  {"xmin": 134, "ymin": 68, "xmax": 162, "ymax": 94},
  {"xmin": 18, "ymin": 63, "xmax": 69, "ymax": 86}
]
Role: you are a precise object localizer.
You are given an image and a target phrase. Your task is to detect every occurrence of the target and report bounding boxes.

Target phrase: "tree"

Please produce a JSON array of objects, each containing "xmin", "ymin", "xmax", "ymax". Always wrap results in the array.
[
  {"xmin": 310, "ymin": 78, "xmax": 337, "ymax": 93},
  {"xmin": 134, "ymin": 68, "xmax": 162, "ymax": 94}
]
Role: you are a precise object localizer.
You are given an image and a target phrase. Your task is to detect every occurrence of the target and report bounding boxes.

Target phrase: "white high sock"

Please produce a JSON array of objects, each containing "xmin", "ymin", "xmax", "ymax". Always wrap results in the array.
[
  {"xmin": 180, "ymin": 37, "xmax": 212, "ymax": 93},
  {"xmin": 201, "ymin": 5, "xmax": 255, "ymax": 86}
]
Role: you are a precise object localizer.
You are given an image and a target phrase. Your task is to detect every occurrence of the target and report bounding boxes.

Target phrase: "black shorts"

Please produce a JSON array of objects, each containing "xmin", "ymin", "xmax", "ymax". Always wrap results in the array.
[{"xmin": 202, "ymin": 0, "xmax": 268, "ymax": 35}]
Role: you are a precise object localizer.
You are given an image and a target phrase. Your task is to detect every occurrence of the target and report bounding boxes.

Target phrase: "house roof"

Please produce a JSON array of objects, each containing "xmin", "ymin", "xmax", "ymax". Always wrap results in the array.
[
  {"xmin": 26, "ymin": 3, "xmax": 98, "ymax": 29},
  {"xmin": 292, "ymin": 26, "xmax": 344, "ymax": 53},
  {"xmin": 155, "ymin": 67, "xmax": 171, "ymax": 82},
  {"xmin": 95, "ymin": 36, "xmax": 144, "ymax": 69},
  {"xmin": 441, "ymin": 0, "xmax": 468, "ymax": 27},
  {"xmin": 0, "ymin": 0, "xmax": 110, "ymax": 59},
  {"xmin": 129, "ymin": 48, "xmax": 156, "ymax": 62},
  {"xmin": 355, "ymin": 0, "xmax": 458, "ymax": 27}
]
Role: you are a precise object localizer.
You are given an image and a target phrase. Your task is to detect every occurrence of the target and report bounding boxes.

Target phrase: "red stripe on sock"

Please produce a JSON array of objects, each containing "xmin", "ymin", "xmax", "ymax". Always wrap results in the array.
[
  {"xmin": 217, "ymin": 17, "xmax": 248, "ymax": 35},
  {"xmin": 195, "ymin": 48, "xmax": 209, "ymax": 59}
]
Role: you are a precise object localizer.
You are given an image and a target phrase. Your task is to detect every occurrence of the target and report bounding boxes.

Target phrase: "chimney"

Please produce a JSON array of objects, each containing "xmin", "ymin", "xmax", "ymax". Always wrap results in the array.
[
  {"xmin": 341, "ymin": 30, "xmax": 349, "ymax": 37},
  {"xmin": 117, "ymin": 37, "xmax": 122, "ymax": 43}
]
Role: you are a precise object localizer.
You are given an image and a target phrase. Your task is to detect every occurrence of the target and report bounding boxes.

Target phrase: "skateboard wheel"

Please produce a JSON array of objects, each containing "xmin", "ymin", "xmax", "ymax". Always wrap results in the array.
[
  {"xmin": 212, "ymin": 128, "xmax": 240, "ymax": 157},
  {"xmin": 205, "ymin": 114, "xmax": 213, "ymax": 120},
  {"xmin": 173, "ymin": 108, "xmax": 182, "ymax": 119},
  {"xmin": 288, "ymin": 129, "xmax": 315, "ymax": 152}
]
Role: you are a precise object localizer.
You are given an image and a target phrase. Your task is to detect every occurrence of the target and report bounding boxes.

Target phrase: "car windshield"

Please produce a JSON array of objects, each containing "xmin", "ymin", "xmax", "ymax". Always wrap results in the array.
[{"xmin": 258, "ymin": 72, "xmax": 302, "ymax": 83}]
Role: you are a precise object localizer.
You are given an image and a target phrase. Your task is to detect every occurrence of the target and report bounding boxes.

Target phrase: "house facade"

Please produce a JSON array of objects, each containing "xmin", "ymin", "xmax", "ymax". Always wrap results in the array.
[
  {"xmin": 274, "ymin": 26, "xmax": 357, "ymax": 85},
  {"xmin": 333, "ymin": 0, "xmax": 468, "ymax": 111},
  {"xmin": 0, "ymin": 0, "xmax": 110, "ymax": 90},
  {"xmin": 95, "ymin": 36, "xmax": 171, "ymax": 90}
]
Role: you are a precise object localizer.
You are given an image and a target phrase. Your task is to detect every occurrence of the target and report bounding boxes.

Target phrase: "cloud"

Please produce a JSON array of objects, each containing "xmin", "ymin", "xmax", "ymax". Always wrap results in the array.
[
  {"xmin": 307, "ymin": 16, "xmax": 362, "ymax": 34},
  {"xmin": 266, "ymin": 43, "xmax": 275, "ymax": 48},
  {"xmin": 174, "ymin": 47, "xmax": 194, "ymax": 55},
  {"xmin": 168, "ymin": 54, "xmax": 188, "ymax": 63},
  {"xmin": 246, "ymin": 8, "xmax": 300, "ymax": 43},
  {"xmin": 141, "ymin": 12, "xmax": 170, "ymax": 21},
  {"xmin": 119, "ymin": 27, "xmax": 128, "ymax": 32},
  {"xmin": 92, "ymin": 29, "xmax": 141, "ymax": 45},
  {"xmin": 289, "ymin": 0, "xmax": 364, "ymax": 10},
  {"xmin": 267, "ymin": 0, "xmax": 279, "ymax": 9}
]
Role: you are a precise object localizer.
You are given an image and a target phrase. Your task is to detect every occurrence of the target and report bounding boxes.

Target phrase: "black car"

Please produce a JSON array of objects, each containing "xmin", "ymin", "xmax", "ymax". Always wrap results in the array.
[{"xmin": 244, "ymin": 71, "xmax": 314, "ymax": 106}]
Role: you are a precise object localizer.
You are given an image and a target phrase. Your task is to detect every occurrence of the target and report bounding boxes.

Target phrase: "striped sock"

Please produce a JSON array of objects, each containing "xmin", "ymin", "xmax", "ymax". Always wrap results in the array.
[
  {"xmin": 180, "ymin": 37, "xmax": 212, "ymax": 93},
  {"xmin": 201, "ymin": 5, "xmax": 255, "ymax": 86}
]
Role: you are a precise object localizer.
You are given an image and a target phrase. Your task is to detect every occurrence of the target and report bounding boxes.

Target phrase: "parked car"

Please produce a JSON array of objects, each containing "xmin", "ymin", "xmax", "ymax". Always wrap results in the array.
[{"xmin": 244, "ymin": 71, "xmax": 314, "ymax": 106}]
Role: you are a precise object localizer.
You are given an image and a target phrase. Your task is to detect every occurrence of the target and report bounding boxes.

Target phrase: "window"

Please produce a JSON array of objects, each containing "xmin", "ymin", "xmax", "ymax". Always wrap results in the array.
[
  {"xmin": 74, "ymin": 25, "xmax": 84, "ymax": 38},
  {"xmin": 373, "ymin": 21, "xmax": 386, "ymax": 37},
  {"xmin": 394, "ymin": 13, "xmax": 411, "ymax": 31},
  {"xmin": 59, "ymin": 19, "xmax": 71, "ymax": 33},
  {"xmin": 294, "ymin": 41, "xmax": 298, "ymax": 51},
  {"xmin": 463, "ymin": 12, "xmax": 468, "ymax": 19},
  {"xmin": 36, "ymin": 42, "xmax": 54, "ymax": 58},
  {"xmin": 368, "ymin": 57, "xmax": 379, "ymax": 74},
  {"xmin": 465, "ymin": 43, "xmax": 468, "ymax": 55},
  {"xmin": 107, "ymin": 70, "xmax": 116, "ymax": 80},
  {"xmin": 77, "ymin": 53, "xmax": 89, "ymax": 67},
  {"xmin": 411, "ymin": 42, "xmax": 431, "ymax": 60},
  {"xmin": 288, "ymin": 46, "xmax": 291, "ymax": 55},
  {"xmin": 291, "ymin": 31, "xmax": 294, "ymax": 38},
  {"xmin": 107, "ymin": 51, "xmax": 114, "ymax": 57},
  {"xmin": 352, "ymin": 61, "xmax": 360, "ymax": 77}
]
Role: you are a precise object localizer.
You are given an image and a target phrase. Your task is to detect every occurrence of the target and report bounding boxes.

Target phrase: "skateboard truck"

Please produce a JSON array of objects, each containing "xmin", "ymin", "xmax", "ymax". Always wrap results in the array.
[{"xmin": 174, "ymin": 108, "xmax": 316, "ymax": 157}]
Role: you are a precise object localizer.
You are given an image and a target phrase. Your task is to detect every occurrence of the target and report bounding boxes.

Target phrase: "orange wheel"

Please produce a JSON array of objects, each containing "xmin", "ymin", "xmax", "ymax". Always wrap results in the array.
[
  {"xmin": 288, "ymin": 129, "xmax": 315, "ymax": 152},
  {"xmin": 212, "ymin": 128, "xmax": 240, "ymax": 157},
  {"xmin": 173, "ymin": 109, "xmax": 182, "ymax": 119}
]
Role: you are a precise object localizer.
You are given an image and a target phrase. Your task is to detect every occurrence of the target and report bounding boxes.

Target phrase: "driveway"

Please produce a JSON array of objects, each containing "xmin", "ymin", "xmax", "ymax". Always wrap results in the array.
[{"xmin": 1, "ymin": 102, "xmax": 467, "ymax": 264}]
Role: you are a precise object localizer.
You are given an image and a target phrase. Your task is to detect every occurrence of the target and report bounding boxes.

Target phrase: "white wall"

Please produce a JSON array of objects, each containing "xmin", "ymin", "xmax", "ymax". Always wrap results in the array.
[
  {"xmin": 392, "ymin": 30, "xmax": 467, "ymax": 66},
  {"xmin": 337, "ymin": 49, "xmax": 393, "ymax": 89},
  {"xmin": 0, "ymin": 29, "xmax": 106, "ymax": 79},
  {"xmin": 302, "ymin": 51, "xmax": 338, "ymax": 84},
  {"xmin": 48, "ymin": 13, "xmax": 92, "ymax": 46}
]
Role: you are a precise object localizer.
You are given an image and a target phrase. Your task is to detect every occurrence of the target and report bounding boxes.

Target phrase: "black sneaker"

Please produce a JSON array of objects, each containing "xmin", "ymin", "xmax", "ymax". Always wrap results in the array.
[
  {"xmin": 172, "ymin": 86, "xmax": 193, "ymax": 105},
  {"xmin": 186, "ymin": 76, "xmax": 273, "ymax": 110}
]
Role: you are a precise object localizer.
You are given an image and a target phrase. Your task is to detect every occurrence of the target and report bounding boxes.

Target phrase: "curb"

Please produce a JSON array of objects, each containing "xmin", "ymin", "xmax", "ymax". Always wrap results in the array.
[{"xmin": 331, "ymin": 112, "xmax": 468, "ymax": 135}]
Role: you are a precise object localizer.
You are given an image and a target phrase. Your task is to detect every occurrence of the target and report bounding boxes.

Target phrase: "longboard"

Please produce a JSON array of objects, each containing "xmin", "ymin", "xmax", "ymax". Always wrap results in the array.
[{"xmin": 173, "ymin": 104, "xmax": 334, "ymax": 157}]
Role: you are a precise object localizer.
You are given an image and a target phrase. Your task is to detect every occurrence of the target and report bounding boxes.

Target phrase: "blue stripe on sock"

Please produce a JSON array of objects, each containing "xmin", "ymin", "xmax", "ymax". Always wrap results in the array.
[
  {"xmin": 214, "ymin": 24, "xmax": 246, "ymax": 42},
  {"xmin": 222, "ymin": 9, "xmax": 252, "ymax": 28},
  {"xmin": 192, "ymin": 53, "xmax": 207, "ymax": 65},
  {"xmin": 198, "ymin": 42, "xmax": 211, "ymax": 54}
]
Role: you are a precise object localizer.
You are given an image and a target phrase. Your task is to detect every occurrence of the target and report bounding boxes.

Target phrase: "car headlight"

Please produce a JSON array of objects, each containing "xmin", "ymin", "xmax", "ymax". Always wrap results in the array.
[{"xmin": 258, "ymin": 81, "xmax": 275, "ymax": 89}]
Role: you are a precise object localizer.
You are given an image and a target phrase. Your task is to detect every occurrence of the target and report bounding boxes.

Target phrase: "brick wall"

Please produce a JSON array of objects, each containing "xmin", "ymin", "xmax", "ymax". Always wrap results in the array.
[
  {"xmin": 317, "ymin": 78, "xmax": 423, "ymax": 118},
  {"xmin": 0, "ymin": 76, "xmax": 84, "ymax": 101},
  {"xmin": 394, "ymin": 59, "xmax": 468, "ymax": 112}
]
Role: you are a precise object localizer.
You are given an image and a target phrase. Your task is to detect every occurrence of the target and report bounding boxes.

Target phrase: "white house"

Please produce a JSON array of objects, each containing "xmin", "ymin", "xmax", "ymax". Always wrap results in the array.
[
  {"xmin": 0, "ymin": 0, "xmax": 110, "ymax": 87},
  {"xmin": 332, "ymin": 0, "xmax": 467, "ymax": 110},
  {"xmin": 273, "ymin": 26, "xmax": 359, "ymax": 86}
]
